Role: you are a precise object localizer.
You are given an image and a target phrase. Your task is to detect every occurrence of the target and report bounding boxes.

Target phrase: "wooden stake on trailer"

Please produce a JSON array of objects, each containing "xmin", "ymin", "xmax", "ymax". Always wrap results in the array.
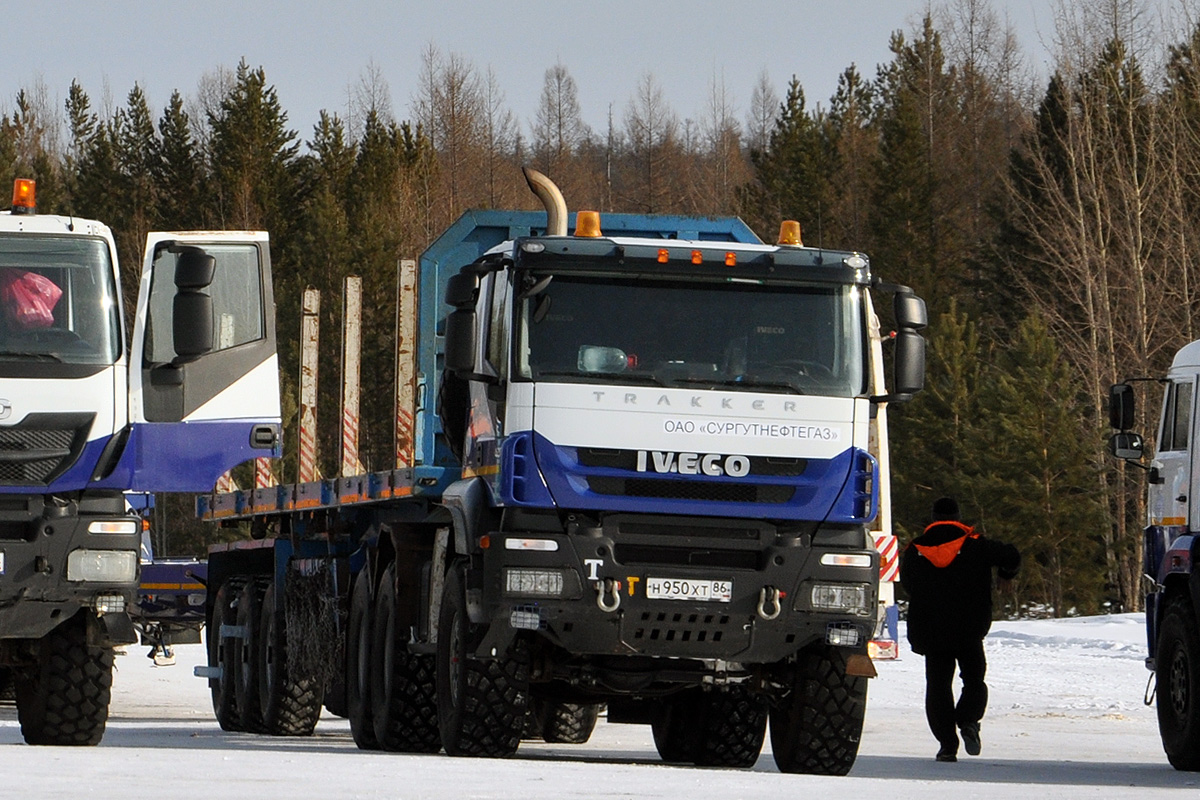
[
  {"xmin": 298, "ymin": 288, "xmax": 320, "ymax": 483},
  {"xmin": 341, "ymin": 276, "xmax": 364, "ymax": 476},
  {"xmin": 395, "ymin": 258, "xmax": 418, "ymax": 468}
]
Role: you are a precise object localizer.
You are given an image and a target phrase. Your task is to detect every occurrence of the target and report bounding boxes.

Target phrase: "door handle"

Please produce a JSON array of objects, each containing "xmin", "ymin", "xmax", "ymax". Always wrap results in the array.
[{"xmin": 1177, "ymin": 495, "xmax": 1188, "ymax": 503}]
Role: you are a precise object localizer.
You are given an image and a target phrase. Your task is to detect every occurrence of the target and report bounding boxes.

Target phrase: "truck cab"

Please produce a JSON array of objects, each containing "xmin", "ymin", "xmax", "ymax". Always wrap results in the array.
[{"xmin": 0, "ymin": 179, "xmax": 280, "ymax": 745}]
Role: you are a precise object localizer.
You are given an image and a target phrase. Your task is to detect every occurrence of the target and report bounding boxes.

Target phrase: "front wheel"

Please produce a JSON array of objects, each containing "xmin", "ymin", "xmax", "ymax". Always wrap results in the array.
[
  {"xmin": 769, "ymin": 646, "xmax": 868, "ymax": 775},
  {"xmin": 437, "ymin": 561, "xmax": 529, "ymax": 757},
  {"xmin": 1157, "ymin": 597, "xmax": 1200, "ymax": 770},
  {"xmin": 15, "ymin": 612, "xmax": 113, "ymax": 746}
]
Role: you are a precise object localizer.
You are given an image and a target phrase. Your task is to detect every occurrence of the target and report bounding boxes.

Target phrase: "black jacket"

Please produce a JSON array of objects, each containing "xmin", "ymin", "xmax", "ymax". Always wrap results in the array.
[{"xmin": 899, "ymin": 521, "xmax": 1020, "ymax": 655}]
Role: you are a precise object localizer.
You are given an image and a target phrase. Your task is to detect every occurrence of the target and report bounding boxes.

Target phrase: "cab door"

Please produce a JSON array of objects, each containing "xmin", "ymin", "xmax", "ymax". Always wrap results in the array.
[
  {"xmin": 1152, "ymin": 377, "xmax": 1194, "ymax": 537},
  {"xmin": 126, "ymin": 232, "xmax": 280, "ymax": 492}
]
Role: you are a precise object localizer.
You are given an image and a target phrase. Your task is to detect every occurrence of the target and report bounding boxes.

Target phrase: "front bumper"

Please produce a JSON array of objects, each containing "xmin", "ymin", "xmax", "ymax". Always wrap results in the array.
[{"xmin": 479, "ymin": 515, "xmax": 879, "ymax": 664}]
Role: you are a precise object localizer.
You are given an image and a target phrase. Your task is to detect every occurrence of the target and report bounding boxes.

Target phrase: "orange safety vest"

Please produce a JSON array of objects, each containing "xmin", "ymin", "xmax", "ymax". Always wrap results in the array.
[{"xmin": 913, "ymin": 520, "xmax": 979, "ymax": 568}]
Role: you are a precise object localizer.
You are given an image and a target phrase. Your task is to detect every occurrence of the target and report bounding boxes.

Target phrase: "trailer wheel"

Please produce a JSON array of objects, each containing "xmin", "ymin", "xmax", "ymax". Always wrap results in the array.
[
  {"xmin": 347, "ymin": 572, "xmax": 379, "ymax": 749},
  {"xmin": 769, "ymin": 645, "xmax": 867, "ymax": 775},
  {"xmin": 234, "ymin": 579, "xmax": 268, "ymax": 733},
  {"xmin": 537, "ymin": 700, "xmax": 604, "ymax": 743},
  {"xmin": 258, "ymin": 579, "xmax": 323, "ymax": 736},
  {"xmin": 437, "ymin": 561, "xmax": 529, "ymax": 757},
  {"xmin": 1157, "ymin": 596, "xmax": 1200, "ymax": 770},
  {"xmin": 14, "ymin": 612, "xmax": 113, "ymax": 746},
  {"xmin": 207, "ymin": 577, "xmax": 247, "ymax": 731},
  {"xmin": 370, "ymin": 564, "xmax": 441, "ymax": 752}
]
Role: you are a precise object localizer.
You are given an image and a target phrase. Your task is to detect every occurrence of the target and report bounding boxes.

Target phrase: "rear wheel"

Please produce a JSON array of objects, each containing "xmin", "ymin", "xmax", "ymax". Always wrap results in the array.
[
  {"xmin": 234, "ymin": 579, "xmax": 267, "ymax": 732},
  {"xmin": 531, "ymin": 699, "xmax": 601, "ymax": 744},
  {"xmin": 15, "ymin": 612, "xmax": 113, "ymax": 746},
  {"xmin": 347, "ymin": 572, "xmax": 379, "ymax": 749},
  {"xmin": 437, "ymin": 561, "xmax": 529, "ymax": 757},
  {"xmin": 769, "ymin": 646, "xmax": 868, "ymax": 775},
  {"xmin": 652, "ymin": 687, "xmax": 766, "ymax": 767},
  {"xmin": 1157, "ymin": 597, "xmax": 1200, "ymax": 771},
  {"xmin": 207, "ymin": 577, "xmax": 246, "ymax": 731},
  {"xmin": 370, "ymin": 564, "xmax": 440, "ymax": 752},
  {"xmin": 257, "ymin": 579, "xmax": 323, "ymax": 736}
]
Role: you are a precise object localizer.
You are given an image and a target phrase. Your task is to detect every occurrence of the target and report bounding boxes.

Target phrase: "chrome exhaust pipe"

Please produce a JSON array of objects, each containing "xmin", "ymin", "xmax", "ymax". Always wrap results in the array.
[{"xmin": 522, "ymin": 166, "xmax": 568, "ymax": 236}]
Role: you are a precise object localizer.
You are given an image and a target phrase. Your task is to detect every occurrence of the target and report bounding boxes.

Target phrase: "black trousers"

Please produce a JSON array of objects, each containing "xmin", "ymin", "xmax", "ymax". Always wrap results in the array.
[{"xmin": 923, "ymin": 639, "xmax": 988, "ymax": 750}]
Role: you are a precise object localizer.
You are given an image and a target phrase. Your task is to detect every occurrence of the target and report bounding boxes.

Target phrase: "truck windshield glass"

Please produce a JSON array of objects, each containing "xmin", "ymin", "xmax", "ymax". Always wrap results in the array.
[
  {"xmin": 0, "ymin": 235, "xmax": 120, "ymax": 365},
  {"xmin": 516, "ymin": 275, "xmax": 866, "ymax": 397}
]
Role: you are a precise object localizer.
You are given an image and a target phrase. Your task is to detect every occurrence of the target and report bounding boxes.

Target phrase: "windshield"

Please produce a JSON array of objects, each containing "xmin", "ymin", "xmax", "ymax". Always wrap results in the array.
[
  {"xmin": 516, "ymin": 274, "xmax": 866, "ymax": 397},
  {"xmin": 0, "ymin": 235, "xmax": 121, "ymax": 365}
]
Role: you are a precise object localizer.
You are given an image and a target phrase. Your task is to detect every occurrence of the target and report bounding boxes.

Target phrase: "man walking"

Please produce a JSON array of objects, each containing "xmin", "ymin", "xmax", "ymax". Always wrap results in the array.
[{"xmin": 900, "ymin": 497, "xmax": 1020, "ymax": 762}]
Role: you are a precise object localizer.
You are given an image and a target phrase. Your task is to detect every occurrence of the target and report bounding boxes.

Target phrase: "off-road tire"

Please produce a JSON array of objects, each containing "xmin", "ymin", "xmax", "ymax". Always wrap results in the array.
[
  {"xmin": 234, "ymin": 579, "xmax": 268, "ymax": 732},
  {"xmin": 347, "ymin": 572, "xmax": 379, "ymax": 749},
  {"xmin": 258, "ymin": 579, "xmax": 323, "ymax": 736},
  {"xmin": 370, "ymin": 564, "xmax": 440, "ymax": 752},
  {"xmin": 652, "ymin": 687, "xmax": 766, "ymax": 767},
  {"xmin": 532, "ymin": 699, "xmax": 601, "ymax": 744},
  {"xmin": 15, "ymin": 612, "xmax": 113, "ymax": 746},
  {"xmin": 694, "ymin": 687, "xmax": 768, "ymax": 768},
  {"xmin": 651, "ymin": 690, "xmax": 702, "ymax": 762},
  {"xmin": 208, "ymin": 577, "xmax": 247, "ymax": 731},
  {"xmin": 1157, "ymin": 596, "xmax": 1200, "ymax": 770},
  {"xmin": 437, "ymin": 561, "xmax": 529, "ymax": 757},
  {"xmin": 769, "ymin": 645, "xmax": 868, "ymax": 775}
]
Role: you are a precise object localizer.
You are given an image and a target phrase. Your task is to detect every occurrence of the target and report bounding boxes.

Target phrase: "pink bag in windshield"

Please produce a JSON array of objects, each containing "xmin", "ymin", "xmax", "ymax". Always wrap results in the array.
[{"xmin": 0, "ymin": 270, "xmax": 63, "ymax": 329}]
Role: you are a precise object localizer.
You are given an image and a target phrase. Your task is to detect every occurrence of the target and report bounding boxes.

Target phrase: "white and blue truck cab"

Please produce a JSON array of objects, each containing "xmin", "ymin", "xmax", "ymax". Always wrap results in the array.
[{"xmin": 0, "ymin": 179, "xmax": 279, "ymax": 744}]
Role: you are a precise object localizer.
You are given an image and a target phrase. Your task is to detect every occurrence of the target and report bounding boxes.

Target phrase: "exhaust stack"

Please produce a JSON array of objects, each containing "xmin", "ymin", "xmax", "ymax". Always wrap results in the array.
[{"xmin": 522, "ymin": 167, "xmax": 568, "ymax": 236}]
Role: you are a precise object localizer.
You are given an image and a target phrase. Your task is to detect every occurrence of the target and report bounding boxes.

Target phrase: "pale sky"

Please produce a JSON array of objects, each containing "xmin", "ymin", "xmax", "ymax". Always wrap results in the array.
[{"xmin": 4, "ymin": 0, "xmax": 1051, "ymax": 147}]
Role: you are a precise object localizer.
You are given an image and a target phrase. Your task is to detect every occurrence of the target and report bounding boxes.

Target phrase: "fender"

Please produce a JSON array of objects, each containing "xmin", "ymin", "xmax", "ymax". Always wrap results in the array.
[{"xmin": 440, "ymin": 477, "xmax": 493, "ymax": 556}]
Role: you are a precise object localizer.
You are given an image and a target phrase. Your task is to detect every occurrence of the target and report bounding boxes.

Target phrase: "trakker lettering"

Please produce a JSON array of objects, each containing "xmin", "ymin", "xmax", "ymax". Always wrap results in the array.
[
  {"xmin": 636, "ymin": 450, "xmax": 751, "ymax": 477},
  {"xmin": 591, "ymin": 389, "xmax": 799, "ymax": 414}
]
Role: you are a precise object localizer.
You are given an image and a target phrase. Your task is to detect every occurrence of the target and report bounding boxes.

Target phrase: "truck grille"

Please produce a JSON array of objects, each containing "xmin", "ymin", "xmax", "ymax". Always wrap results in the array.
[
  {"xmin": 0, "ymin": 413, "xmax": 93, "ymax": 484},
  {"xmin": 587, "ymin": 476, "xmax": 794, "ymax": 504}
]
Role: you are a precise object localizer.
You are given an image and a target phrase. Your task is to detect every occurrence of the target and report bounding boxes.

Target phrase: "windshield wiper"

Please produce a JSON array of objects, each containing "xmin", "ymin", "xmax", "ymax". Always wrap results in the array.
[
  {"xmin": 666, "ymin": 376, "xmax": 805, "ymax": 395},
  {"xmin": 535, "ymin": 370, "xmax": 665, "ymax": 385},
  {"xmin": 0, "ymin": 350, "xmax": 63, "ymax": 363}
]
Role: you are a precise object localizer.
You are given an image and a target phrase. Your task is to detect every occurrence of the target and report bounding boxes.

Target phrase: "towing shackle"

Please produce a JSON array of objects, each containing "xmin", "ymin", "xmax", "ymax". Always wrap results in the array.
[{"xmin": 596, "ymin": 578, "xmax": 621, "ymax": 612}]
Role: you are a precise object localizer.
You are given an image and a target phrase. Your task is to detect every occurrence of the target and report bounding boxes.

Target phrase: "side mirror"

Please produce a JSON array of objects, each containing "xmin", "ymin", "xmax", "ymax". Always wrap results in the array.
[
  {"xmin": 173, "ymin": 291, "xmax": 213, "ymax": 358},
  {"xmin": 174, "ymin": 247, "xmax": 216, "ymax": 289},
  {"xmin": 1109, "ymin": 383, "xmax": 1135, "ymax": 431},
  {"xmin": 894, "ymin": 291, "xmax": 928, "ymax": 330},
  {"xmin": 445, "ymin": 272, "xmax": 478, "ymax": 309},
  {"xmin": 1108, "ymin": 431, "xmax": 1144, "ymax": 461},
  {"xmin": 892, "ymin": 328, "xmax": 925, "ymax": 397},
  {"xmin": 444, "ymin": 308, "xmax": 476, "ymax": 375}
]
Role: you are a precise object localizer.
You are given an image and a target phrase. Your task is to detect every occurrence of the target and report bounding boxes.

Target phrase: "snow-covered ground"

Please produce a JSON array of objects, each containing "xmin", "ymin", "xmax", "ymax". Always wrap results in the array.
[{"xmin": 3, "ymin": 614, "xmax": 1198, "ymax": 799}]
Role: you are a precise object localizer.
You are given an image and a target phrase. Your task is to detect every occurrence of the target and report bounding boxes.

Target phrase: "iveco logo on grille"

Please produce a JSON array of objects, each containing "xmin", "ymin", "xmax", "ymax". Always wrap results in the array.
[
  {"xmin": 636, "ymin": 451, "xmax": 751, "ymax": 477},
  {"xmin": 0, "ymin": 399, "xmax": 10, "ymax": 421}
]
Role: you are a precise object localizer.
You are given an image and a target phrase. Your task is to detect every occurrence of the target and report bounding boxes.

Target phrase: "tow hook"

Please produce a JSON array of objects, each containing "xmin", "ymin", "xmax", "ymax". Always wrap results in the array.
[
  {"xmin": 596, "ymin": 578, "xmax": 621, "ymax": 612},
  {"xmin": 757, "ymin": 586, "xmax": 782, "ymax": 620}
]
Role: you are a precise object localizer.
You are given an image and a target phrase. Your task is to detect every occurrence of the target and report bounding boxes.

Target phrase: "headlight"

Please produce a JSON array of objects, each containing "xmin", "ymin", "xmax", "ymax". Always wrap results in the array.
[
  {"xmin": 88, "ymin": 520, "xmax": 139, "ymax": 535},
  {"xmin": 67, "ymin": 550, "xmax": 137, "ymax": 583},
  {"xmin": 810, "ymin": 582, "xmax": 872, "ymax": 615},
  {"xmin": 504, "ymin": 568, "xmax": 565, "ymax": 597}
]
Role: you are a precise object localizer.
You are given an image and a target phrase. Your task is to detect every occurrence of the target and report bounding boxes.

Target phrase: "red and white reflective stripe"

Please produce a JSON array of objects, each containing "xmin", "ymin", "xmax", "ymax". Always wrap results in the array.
[
  {"xmin": 342, "ymin": 405, "xmax": 361, "ymax": 476},
  {"xmin": 254, "ymin": 458, "xmax": 275, "ymax": 489},
  {"xmin": 872, "ymin": 532, "xmax": 899, "ymax": 582},
  {"xmin": 215, "ymin": 470, "xmax": 238, "ymax": 494},
  {"xmin": 298, "ymin": 289, "xmax": 320, "ymax": 483}
]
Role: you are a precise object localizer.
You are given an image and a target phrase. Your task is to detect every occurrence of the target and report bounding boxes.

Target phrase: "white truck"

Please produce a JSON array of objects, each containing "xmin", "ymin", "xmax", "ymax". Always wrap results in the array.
[{"xmin": 0, "ymin": 178, "xmax": 280, "ymax": 744}]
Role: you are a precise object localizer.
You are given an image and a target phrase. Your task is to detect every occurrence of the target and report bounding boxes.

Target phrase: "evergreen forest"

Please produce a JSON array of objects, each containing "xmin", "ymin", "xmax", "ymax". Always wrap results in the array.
[{"xmin": 1, "ymin": 1, "xmax": 1192, "ymax": 617}]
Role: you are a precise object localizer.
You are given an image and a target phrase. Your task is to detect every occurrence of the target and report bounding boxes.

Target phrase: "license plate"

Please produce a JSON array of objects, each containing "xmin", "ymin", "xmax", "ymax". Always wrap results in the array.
[{"xmin": 645, "ymin": 577, "xmax": 732, "ymax": 603}]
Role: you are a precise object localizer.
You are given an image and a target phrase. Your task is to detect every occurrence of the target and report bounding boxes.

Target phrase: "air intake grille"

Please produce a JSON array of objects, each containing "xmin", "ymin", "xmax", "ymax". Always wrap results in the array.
[{"xmin": 0, "ymin": 413, "xmax": 93, "ymax": 484}]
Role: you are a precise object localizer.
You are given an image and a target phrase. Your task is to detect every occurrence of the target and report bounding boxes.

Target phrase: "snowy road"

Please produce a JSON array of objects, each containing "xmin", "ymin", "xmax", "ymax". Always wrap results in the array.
[{"xmin": 2, "ymin": 614, "xmax": 1197, "ymax": 799}]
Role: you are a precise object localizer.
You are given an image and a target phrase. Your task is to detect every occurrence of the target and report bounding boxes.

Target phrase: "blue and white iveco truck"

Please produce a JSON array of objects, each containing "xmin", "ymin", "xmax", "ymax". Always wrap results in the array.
[
  {"xmin": 0, "ymin": 179, "xmax": 280, "ymax": 745},
  {"xmin": 197, "ymin": 169, "xmax": 926, "ymax": 774}
]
